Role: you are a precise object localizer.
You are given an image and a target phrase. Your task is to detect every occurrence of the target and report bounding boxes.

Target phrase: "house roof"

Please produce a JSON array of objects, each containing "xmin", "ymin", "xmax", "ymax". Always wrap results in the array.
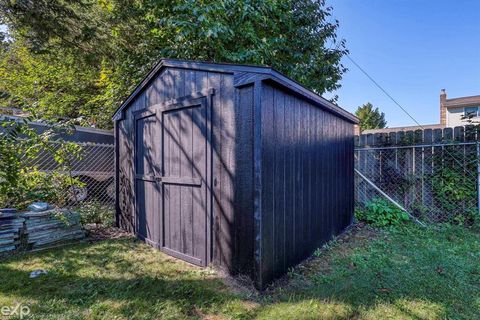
[
  {"xmin": 444, "ymin": 94, "xmax": 480, "ymax": 108},
  {"xmin": 112, "ymin": 59, "xmax": 359, "ymax": 124}
]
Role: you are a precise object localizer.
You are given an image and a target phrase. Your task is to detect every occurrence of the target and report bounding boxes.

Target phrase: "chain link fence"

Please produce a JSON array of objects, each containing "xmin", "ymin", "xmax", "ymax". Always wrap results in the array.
[
  {"xmin": 0, "ymin": 133, "xmax": 115, "ymax": 253},
  {"xmin": 28, "ymin": 141, "xmax": 115, "ymax": 206},
  {"xmin": 355, "ymin": 142, "xmax": 479, "ymax": 224}
]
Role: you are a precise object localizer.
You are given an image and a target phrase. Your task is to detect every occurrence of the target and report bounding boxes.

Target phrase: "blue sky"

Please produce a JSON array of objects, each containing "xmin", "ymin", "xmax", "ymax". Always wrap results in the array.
[{"xmin": 325, "ymin": 0, "xmax": 480, "ymax": 127}]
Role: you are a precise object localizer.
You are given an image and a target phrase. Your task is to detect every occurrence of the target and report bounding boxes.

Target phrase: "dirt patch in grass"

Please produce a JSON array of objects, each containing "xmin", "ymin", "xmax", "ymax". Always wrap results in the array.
[
  {"xmin": 264, "ymin": 222, "xmax": 382, "ymax": 292},
  {"xmin": 84, "ymin": 225, "xmax": 131, "ymax": 242},
  {"xmin": 305, "ymin": 222, "xmax": 380, "ymax": 272}
]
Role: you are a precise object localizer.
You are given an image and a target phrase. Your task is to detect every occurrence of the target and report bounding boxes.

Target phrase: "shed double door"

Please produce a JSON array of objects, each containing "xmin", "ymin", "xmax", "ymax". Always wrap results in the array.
[{"xmin": 134, "ymin": 96, "xmax": 211, "ymax": 266}]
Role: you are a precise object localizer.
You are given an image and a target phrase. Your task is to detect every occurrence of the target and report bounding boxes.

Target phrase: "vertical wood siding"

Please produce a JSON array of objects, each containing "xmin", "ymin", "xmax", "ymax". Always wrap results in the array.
[
  {"xmin": 116, "ymin": 67, "xmax": 239, "ymax": 271},
  {"xmin": 257, "ymin": 82, "xmax": 354, "ymax": 288}
]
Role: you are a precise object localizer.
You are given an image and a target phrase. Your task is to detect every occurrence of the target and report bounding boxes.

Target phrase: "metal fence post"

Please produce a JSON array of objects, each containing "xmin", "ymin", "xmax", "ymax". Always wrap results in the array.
[{"xmin": 477, "ymin": 141, "xmax": 480, "ymax": 216}]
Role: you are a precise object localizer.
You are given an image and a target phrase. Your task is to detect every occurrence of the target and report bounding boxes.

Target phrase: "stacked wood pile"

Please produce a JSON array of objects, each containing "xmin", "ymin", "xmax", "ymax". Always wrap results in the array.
[
  {"xmin": 22, "ymin": 209, "xmax": 85, "ymax": 250},
  {"xmin": 0, "ymin": 210, "xmax": 24, "ymax": 253}
]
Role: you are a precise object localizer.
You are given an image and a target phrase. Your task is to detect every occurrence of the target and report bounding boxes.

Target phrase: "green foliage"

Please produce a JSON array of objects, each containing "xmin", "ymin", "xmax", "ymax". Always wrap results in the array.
[
  {"xmin": 431, "ymin": 165, "xmax": 477, "ymax": 225},
  {"xmin": 355, "ymin": 102, "xmax": 387, "ymax": 131},
  {"xmin": 0, "ymin": 118, "xmax": 42, "ymax": 207},
  {"xmin": 356, "ymin": 197, "xmax": 409, "ymax": 227},
  {"xmin": 2, "ymin": 169, "xmax": 83, "ymax": 209},
  {"xmin": 0, "ymin": 117, "xmax": 83, "ymax": 209},
  {"xmin": 0, "ymin": 40, "xmax": 107, "ymax": 126},
  {"xmin": 75, "ymin": 201, "xmax": 115, "ymax": 226},
  {"xmin": 0, "ymin": 0, "xmax": 347, "ymax": 129}
]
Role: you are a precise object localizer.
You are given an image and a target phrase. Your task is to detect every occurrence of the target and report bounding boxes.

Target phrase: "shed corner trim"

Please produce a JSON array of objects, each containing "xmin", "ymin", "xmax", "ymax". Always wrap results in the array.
[{"xmin": 252, "ymin": 79, "xmax": 264, "ymax": 288}]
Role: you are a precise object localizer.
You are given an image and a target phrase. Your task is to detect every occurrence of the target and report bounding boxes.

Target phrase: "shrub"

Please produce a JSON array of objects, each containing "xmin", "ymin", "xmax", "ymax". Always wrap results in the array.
[
  {"xmin": 431, "ymin": 166, "xmax": 477, "ymax": 225},
  {"xmin": 75, "ymin": 201, "xmax": 115, "ymax": 226},
  {"xmin": 0, "ymin": 117, "xmax": 83, "ymax": 209},
  {"xmin": 356, "ymin": 197, "xmax": 409, "ymax": 227}
]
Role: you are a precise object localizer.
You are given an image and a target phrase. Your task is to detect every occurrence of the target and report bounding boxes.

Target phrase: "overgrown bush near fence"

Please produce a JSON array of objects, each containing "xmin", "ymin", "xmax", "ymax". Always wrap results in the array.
[
  {"xmin": 0, "ymin": 118, "xmax": 81, "ymax": 208},
  {"xmin": 0, "ymin": 118, "xmax": 114, "ymax": 225},
  {"xmin": 355, "ymin": 125, "xmax": 480, "ymax": 225}
]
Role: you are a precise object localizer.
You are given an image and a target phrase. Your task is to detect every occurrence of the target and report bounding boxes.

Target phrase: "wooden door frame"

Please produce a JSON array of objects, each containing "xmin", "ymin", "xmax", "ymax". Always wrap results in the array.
[
  {"xmin": 132, "ymin": 88, "xmax": 215, "ymax": 266},
  {"xmin": 132, "ymin": 108, "xmax": 161, "ymax": 245}
]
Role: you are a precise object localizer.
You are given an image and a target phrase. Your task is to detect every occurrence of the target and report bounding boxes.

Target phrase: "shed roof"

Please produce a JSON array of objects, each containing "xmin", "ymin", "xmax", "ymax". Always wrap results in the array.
[{"xmin": 112, "ymin": 59, "xmax": 358, "ymax": 124}]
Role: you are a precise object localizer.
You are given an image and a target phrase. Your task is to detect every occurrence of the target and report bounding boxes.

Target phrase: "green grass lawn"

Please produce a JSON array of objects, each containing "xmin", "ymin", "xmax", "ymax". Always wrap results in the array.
[{"xmin": 0, "ymin": 224, "xmax": 479, "ymax": 319}]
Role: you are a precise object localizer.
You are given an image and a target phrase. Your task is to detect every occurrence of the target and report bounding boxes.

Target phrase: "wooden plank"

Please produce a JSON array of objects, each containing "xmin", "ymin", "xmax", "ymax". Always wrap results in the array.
[
  {"xmin": 284, "ymin": 93, "xmax": 295, "ymax": 269},
  {"xmin": 388, "ymin": 132, "xmax": 397, "ymax": 146},
  {"xmin": 222, "ymin": 73, "xmax": 235, "ymax": 270},
  {"xmin": 180, "ymin": 101, "xmax": 194, "ymax": 257},
  {"xmin": 443, "ymin": 127, "xmax": 453, "ymax": 142},
  {"xmin": 335, "ymin": 117, "xmax": 342, "ymax": 234},
  {"xmin": 422, "ymin": 129, "xmax": 433, "ymax": 209},
  {"xmin": 454, "ymin": 126, "xmax": 464, "ymax": 142},
  {"xmin": 162, "ymin": 177, "xmax": 202, "ymax": 186},
  {"xmin": 366, "ymin": 133, "xmax": 374, "ymax": 147},
  {"xmin": 191, "ymin": 92, "xmax": 207, "ymax": 264},
  {"xmin": 414, "ymin": 129, "xmax": 423, "ymax": 145},
  {"xmin": 294, "ymin": 96, "xmax": 304, "ymax": 261},
  {"xmin": 162, "ymin": 247, "xmax": 202, "ymax": 266},
  {"xmin": 134, "ymin": 112, "xmax": 161, "ymax": 243},
  {"xmin": 260, "ymin": 83, "xmax": 275, "ymax": 286},
  {"xmin": 465, "ymin": 125, "xmax": 476, "ymax": 142},
  {"xmin": 273, "ymin": 88, "xmax": 286, "ymax": 278},
  {"xmin": 234, "ymin": 84, "xmax": 255, "ymax": 274},
  {"xmin": 319, "ymin": 107, "xmax": 328, "ymax": 243},
  {"xmin": 184, "ymin": 70, "xmax": 196, "ymax": 259},
  {"xmin": 305, "ymin": 102, "xmax": 313, "ymax": 251},
  {"xmin": 253, "ymin": 80, "xmax": 263, "ymax": 286}
]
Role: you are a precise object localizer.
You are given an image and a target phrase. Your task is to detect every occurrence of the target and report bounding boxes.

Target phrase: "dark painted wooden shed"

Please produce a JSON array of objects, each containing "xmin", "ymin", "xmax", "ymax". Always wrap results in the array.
[{"xmin": 113, "ymin": 59, "xmax": 358, "ymax": 289}]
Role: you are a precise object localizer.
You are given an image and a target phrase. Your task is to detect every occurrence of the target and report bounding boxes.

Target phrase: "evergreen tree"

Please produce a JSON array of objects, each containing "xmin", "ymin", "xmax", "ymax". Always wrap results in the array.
[{"xmin": 355, "ymin": 103, "xmax": 387, "ymax": 130}]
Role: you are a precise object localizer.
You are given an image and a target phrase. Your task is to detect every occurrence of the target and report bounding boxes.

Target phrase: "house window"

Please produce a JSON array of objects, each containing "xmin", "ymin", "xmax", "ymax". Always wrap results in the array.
[{"xmin": 464, "ymin": 106, "xmax": 479, "ymax": 118}]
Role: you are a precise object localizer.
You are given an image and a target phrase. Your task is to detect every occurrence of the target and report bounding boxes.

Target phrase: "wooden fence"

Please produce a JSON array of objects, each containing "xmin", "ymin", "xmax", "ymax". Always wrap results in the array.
[{"xmin": 356, "ymin": 125, "xmax": 480, "ymax": 147}]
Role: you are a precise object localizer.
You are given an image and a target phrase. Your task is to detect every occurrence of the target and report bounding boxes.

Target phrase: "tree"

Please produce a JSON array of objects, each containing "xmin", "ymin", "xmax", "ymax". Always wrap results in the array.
[
  {"xmin": 0, "ymin": 40, "xmax": 108, "ymax": 126},
  {"xmin": 0, "ymin": 0, "xmax": 348, "ymax": 129},
  {"xmin": 355, "ymin": 103, "xmax": 387, "ymax": 130}
]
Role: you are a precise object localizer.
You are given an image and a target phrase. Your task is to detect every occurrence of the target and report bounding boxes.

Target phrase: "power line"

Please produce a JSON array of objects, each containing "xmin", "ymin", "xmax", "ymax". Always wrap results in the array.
[
  {"xmin": 346, "ymin": 54, "xmax": 423, "ymax": 129},
  {"xmin": 347, "ymin": 53, "xmax": 478, "ymax": 180}
]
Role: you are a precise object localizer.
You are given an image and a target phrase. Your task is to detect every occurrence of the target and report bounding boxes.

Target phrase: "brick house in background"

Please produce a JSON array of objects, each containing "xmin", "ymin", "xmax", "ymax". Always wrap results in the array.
[{"xmin": 360, "ymin": 89, "xmax": 480, "ymax": 134}]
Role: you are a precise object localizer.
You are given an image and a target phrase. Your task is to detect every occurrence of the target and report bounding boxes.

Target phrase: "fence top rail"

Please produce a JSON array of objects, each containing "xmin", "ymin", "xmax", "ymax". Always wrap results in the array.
[
  {"xmin": 55, "ymin": 141, "xmax": 115, "ymax": 148},
  {"xmin": 355, "ymin": 141, "xmax": 477, "ymax": 151},
  {"xmin": 11, "ymin": 137, "xmax": 115, "ymax": 148}
]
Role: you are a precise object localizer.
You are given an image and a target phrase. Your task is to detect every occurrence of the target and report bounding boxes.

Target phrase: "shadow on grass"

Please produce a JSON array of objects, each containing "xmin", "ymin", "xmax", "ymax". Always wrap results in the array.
[
  {"xmin": 0, "ymin": 226, "xmax": 479, "ymax": 319},
  {"xmin": 0, "ymin": 239, "xmax": 244, "ymax": 319},
  {"xmin": 0, "ymin": 264, "xmax": 229, "ymax": 318}
]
